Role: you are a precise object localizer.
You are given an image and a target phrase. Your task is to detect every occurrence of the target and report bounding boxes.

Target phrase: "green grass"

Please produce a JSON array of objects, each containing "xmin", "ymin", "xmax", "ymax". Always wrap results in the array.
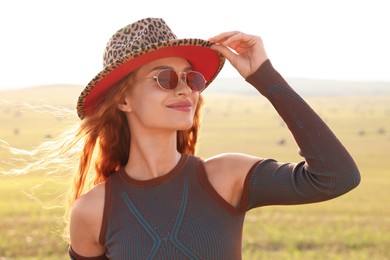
[
  {"xmin": 1, "ymin": 88, "xmax": 389, "ymax": 259},
  {"xmin": 0, "ymin": 174, "xmax": 70, "ymax": 259}
]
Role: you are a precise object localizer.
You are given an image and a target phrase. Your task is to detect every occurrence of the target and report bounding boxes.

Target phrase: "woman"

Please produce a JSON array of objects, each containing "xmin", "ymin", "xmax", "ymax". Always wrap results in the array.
[{"xmin": 69, "ymin": 17, "xmax": 360, "ymax": 259}]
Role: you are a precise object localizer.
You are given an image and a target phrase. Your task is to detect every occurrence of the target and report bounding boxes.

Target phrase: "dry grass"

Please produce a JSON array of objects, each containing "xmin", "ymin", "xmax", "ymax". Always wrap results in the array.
[{"xmin": 1, "ymin": 84, "xmax": 389, "ymax": 259}]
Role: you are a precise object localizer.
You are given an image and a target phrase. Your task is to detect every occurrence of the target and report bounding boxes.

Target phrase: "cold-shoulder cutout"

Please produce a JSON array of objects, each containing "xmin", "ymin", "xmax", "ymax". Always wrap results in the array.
[
  {"xmin": 70, "ymin": 182, "xmax": 106, "ymax": 258},
  {"xmin": 203, "ymin": 153, "xmax": 262, "ymax": 207}
]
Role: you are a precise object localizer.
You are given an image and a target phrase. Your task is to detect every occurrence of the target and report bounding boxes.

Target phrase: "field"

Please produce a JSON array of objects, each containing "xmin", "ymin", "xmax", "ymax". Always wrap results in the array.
[{"xmin": 1, "ymin": 82, "xmax": 390, "ymax": 259}]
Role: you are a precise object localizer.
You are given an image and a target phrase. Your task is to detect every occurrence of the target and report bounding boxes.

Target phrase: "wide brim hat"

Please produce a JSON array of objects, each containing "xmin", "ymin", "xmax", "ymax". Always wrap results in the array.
[{"xmin": 77, "ymin": 17, "xmax": 226, "ymax": 119}]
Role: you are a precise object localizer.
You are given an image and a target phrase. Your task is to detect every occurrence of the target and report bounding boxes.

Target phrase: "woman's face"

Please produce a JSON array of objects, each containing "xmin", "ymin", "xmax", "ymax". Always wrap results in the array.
[{"xmin": 120, "ymin": 57, "xmax": 200, "ymax": 133}]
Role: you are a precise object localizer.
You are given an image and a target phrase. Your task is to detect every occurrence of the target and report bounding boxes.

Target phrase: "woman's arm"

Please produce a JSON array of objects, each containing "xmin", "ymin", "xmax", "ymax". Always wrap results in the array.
[
  {"xmin": 207, "ymin": 32, "xmax": 360, "ymax": 210},
  {"xmin": 69, "ymin": 183, "xmax": 107, "ymax": 259},
  {"xmin": 241, "ymin": 59, "xmax": 360, "ymax": 208}
]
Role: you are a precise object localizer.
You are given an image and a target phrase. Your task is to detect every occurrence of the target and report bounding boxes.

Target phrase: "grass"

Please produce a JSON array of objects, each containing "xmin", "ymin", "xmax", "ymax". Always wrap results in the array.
[
  {"xmin": 1, "ymin": 86, "xmax": 389, "ymax": 259},
  {"xmin": 0, "ymin": 173, "xmax": 71, "ymax": 259}
]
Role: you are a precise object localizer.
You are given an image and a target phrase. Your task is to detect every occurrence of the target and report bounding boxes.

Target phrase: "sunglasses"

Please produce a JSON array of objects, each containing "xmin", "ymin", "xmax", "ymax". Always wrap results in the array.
[{"xmin": 152, "ymin": 69, "xmax": 207, "ymax": 92}]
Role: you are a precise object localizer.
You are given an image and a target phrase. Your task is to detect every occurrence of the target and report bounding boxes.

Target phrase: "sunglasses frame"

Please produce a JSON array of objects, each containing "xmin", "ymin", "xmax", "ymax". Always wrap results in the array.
[{"xmin": 152, "ymin": 69, "xmax": 207, "ymax": 92}]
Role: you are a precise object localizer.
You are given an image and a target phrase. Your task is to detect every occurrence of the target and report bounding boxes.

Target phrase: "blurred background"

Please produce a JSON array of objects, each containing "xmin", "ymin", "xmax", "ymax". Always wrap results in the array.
[{"xmin": 1, "ymin": 0, "xmax": 389, "ymax": 259}]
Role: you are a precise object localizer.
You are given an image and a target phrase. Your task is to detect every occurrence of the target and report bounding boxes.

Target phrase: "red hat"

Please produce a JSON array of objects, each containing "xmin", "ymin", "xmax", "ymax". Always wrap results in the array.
[{"xmin": 77, "ymin": 17, "xmax": 225, "ymax": 119}]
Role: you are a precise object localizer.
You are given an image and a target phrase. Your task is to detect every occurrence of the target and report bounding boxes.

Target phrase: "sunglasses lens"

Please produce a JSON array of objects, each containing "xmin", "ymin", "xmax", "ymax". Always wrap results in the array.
[
  {"xmin": 156, "ymin": 69, "xmax": 206, "ymax": 91},
  {"xmin": 186, "ymin": 71, "xmax": 206, "ymax": 91},
  {"xmin": 157, "ymin": 70, "xmax": 178, "ymax": 90}
]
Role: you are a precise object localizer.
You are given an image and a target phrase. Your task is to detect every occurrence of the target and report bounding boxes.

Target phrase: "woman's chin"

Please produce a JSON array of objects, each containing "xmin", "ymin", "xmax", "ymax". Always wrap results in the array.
[{"xmin": 174, "ymin": 122, "xmax": 194, "ymax": 131}]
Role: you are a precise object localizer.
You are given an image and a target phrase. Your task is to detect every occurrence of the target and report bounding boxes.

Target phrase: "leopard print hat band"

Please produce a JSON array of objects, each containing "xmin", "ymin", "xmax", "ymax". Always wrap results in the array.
[{"xmin": 76, "ymin": 17, "xmax": 226, "ymax": 119}]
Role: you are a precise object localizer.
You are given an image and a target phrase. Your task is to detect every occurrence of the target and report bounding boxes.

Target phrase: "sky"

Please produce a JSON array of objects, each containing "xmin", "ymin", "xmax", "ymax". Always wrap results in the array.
[{"xmin": 0, "ymin": 0, "xmax": 389, "ymax": 91}]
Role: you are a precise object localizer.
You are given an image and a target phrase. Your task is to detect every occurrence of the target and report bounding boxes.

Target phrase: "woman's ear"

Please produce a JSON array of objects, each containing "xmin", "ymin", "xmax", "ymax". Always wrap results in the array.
[{"xmin": 117, "ymin": 95, "xmax": 132, "ymax": 112}]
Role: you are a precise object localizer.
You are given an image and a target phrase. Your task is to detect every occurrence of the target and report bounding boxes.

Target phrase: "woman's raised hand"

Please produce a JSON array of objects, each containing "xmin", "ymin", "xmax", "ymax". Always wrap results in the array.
[{"xmin": 209, "ymin": 31, "xmax": 268, "ymax": 78}]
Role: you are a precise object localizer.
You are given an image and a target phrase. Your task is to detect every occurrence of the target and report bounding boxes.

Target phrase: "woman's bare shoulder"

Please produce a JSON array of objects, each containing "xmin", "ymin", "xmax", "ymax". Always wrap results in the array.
[
  {"xmin": 203, "ymin": 152, "xmax": 261, "ymax": 173},
  {"xmin": 70, "ymin": 182, "xmax": 106, "ymax": 256},
  {"xmin": 202, "ymin": 153, "xmax": 262, "ymax": 207},
  {"xmin": 72, "ymin": 182, "xmax": 105, "ymax": 216}
]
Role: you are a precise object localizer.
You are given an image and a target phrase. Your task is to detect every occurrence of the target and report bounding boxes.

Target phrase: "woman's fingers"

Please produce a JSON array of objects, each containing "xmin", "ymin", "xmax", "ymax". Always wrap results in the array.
[{"xmin": 209, "ymin": 31, "xmax": 268, "ymax": 78}]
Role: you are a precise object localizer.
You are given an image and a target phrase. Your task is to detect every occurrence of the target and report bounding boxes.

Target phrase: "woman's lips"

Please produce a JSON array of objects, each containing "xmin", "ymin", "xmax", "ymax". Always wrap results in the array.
[{"xmin": 166, "ymin": 101, "xmax": 192, "ymax": 111}]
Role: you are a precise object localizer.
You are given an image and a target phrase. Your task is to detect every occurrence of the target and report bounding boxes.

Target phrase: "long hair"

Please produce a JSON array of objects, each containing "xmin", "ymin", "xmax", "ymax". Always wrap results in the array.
[
  {"xmin": 68, "ymin": 74, "xmax": 204, "ymax": 205},
  {"xmin": 0, "ymin": 69, "xmax": 204, "ymax": 243}
]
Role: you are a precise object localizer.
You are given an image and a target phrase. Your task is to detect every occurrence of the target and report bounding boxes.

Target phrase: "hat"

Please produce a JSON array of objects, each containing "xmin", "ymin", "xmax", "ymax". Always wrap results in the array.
[{"xmin": 77, "ymin": 17, "xmax": 226, "ymax": 119}]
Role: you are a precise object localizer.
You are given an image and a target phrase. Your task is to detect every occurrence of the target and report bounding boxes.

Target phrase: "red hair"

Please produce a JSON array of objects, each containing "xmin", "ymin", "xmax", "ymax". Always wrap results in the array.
[{"xmin": 68, "ymin": 74, "xmax": 204, "ymax": 204}]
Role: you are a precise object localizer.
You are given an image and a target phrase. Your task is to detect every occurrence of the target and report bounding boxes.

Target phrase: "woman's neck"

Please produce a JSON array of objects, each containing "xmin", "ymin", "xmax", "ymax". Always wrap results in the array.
[{"xmin": 125, "ymin": 130, "xmax": 181, "ymax": 181}]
